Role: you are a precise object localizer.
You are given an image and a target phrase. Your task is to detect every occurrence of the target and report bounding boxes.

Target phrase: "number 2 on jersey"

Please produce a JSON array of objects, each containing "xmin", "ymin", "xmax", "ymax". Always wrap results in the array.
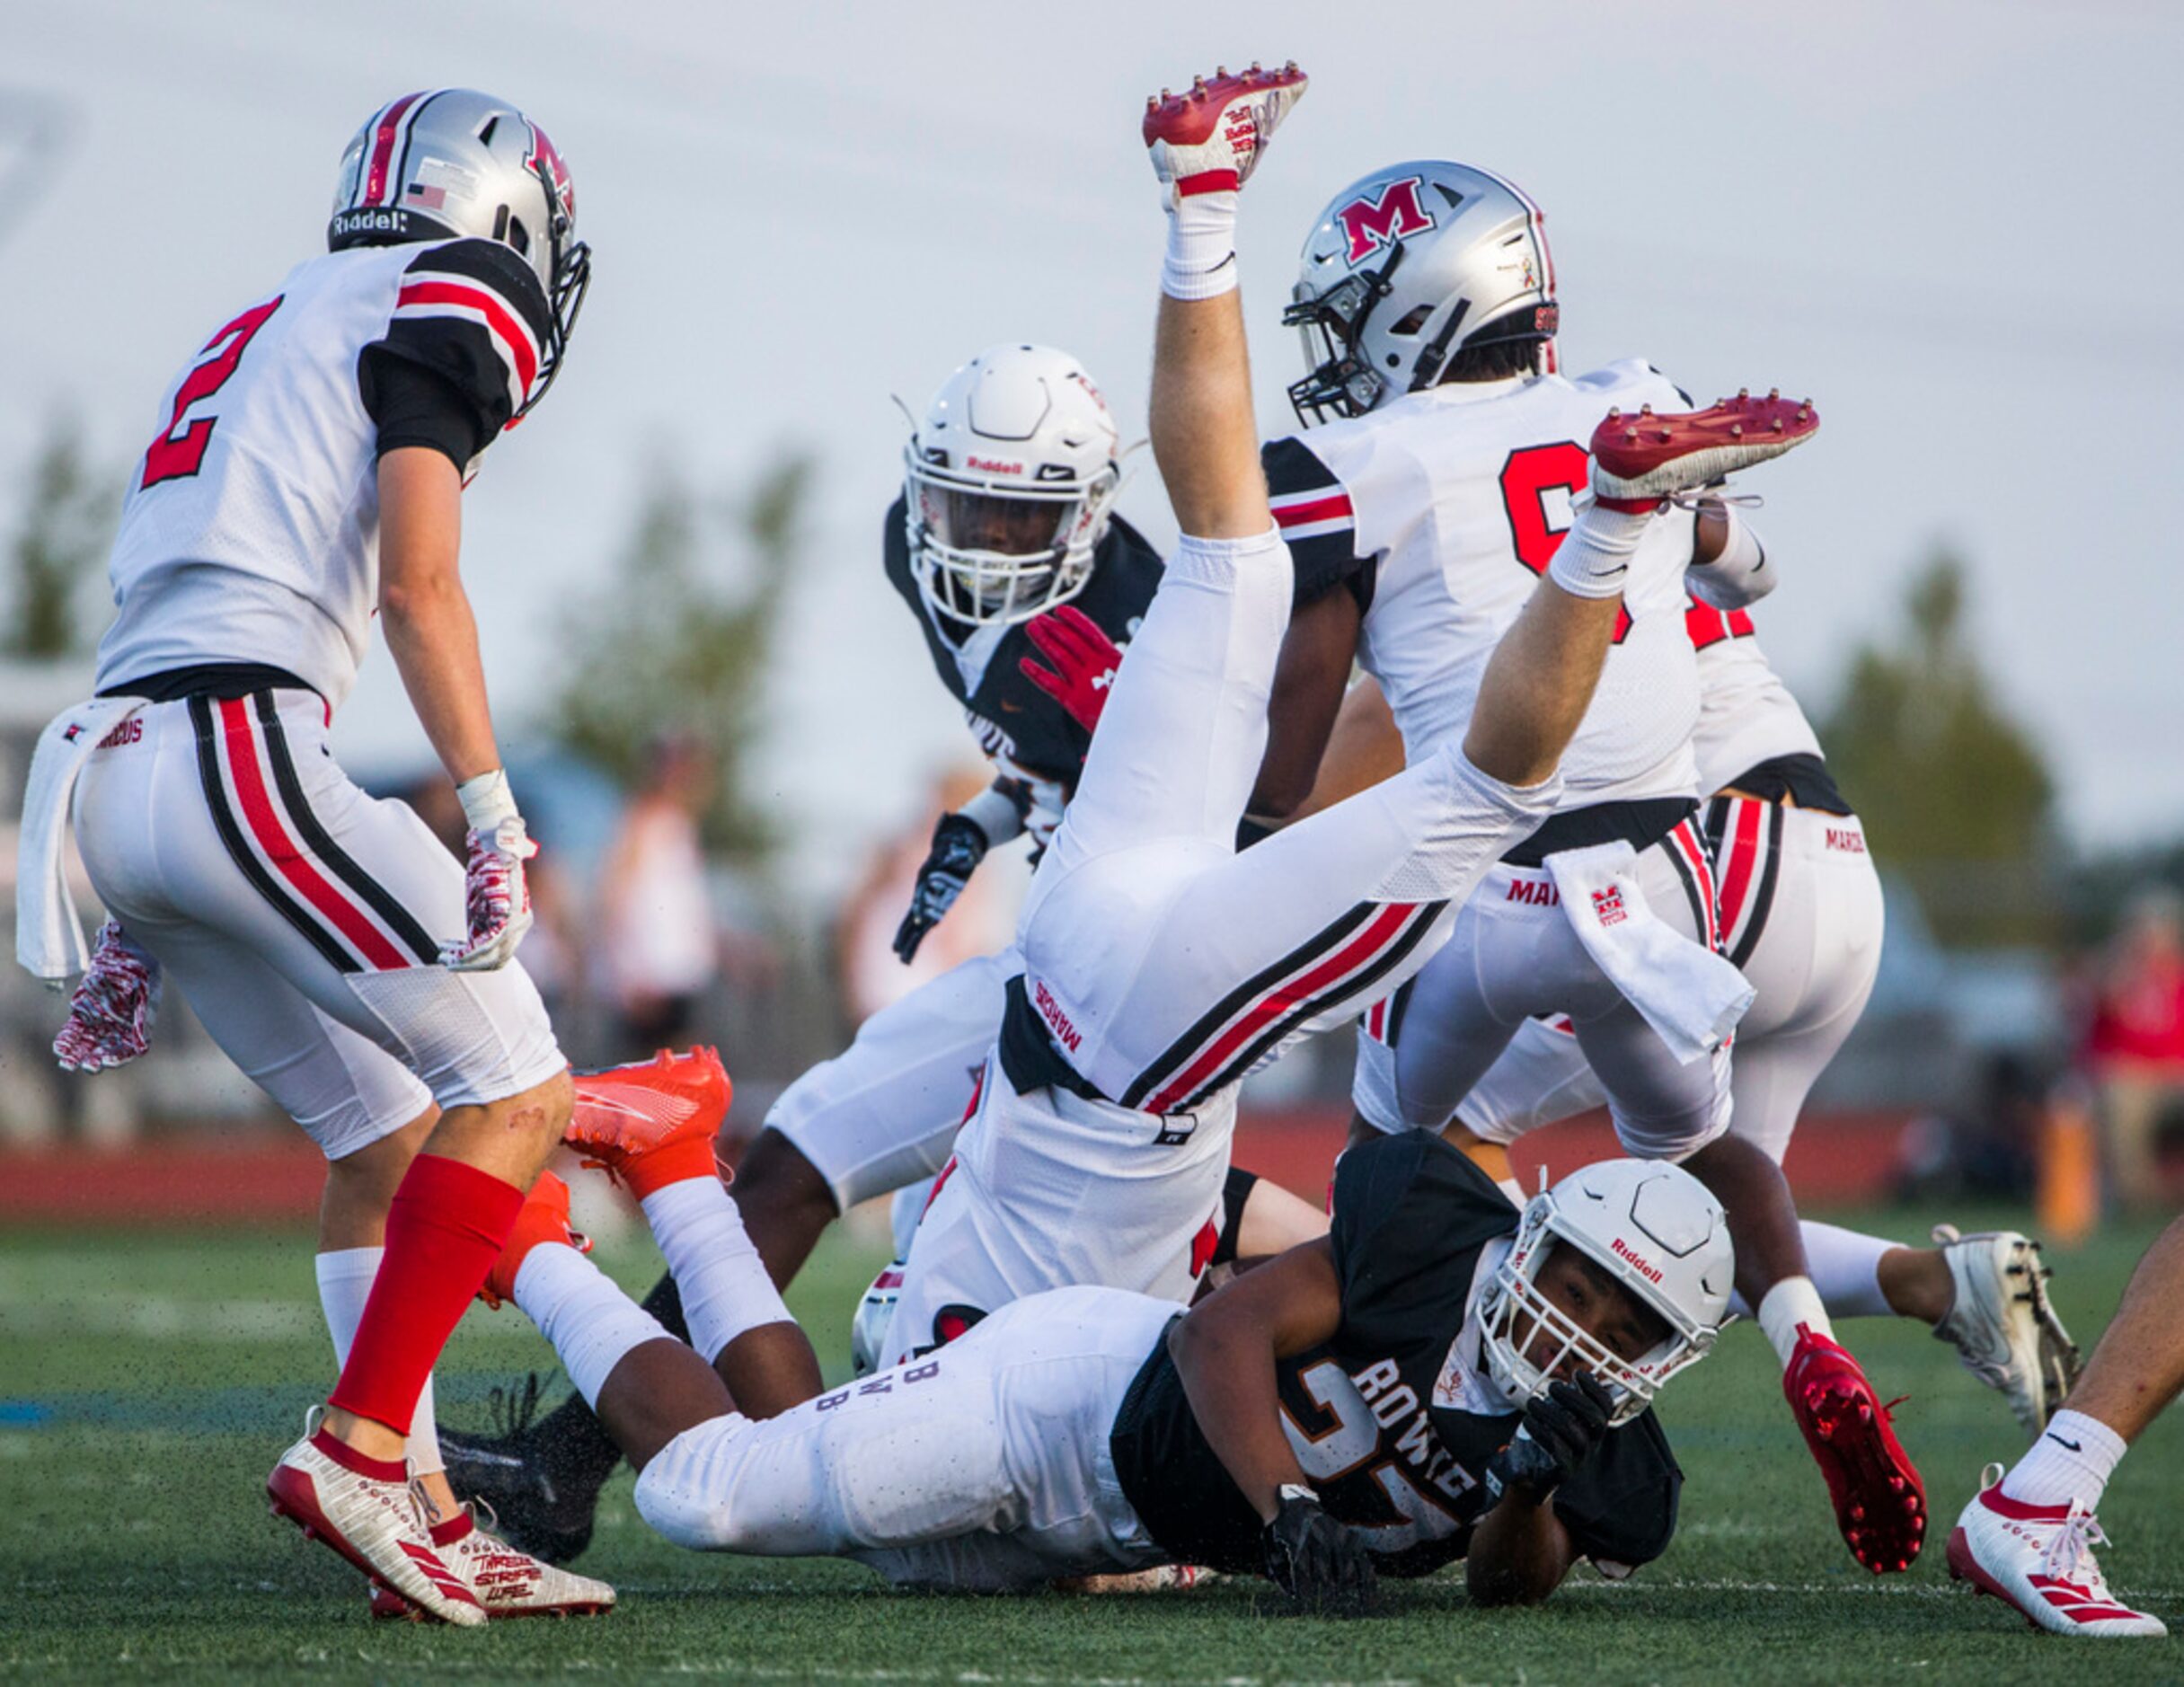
[
  {"xmin": 1498, "ymin": 443, "xmax": 1632, "ymax": 642},
  {"xmin": 140, "ymin": 297, "xmax": 284, "ymax": 490}
]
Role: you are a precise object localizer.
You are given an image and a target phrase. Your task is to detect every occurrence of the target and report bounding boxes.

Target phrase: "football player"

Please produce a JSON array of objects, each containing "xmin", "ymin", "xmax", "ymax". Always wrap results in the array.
[
  {"xmin": 13, "ymin": 91, "xmax": 776, "ymax": 1623},
  {"xmin": 1250, "ymin": 158, "xmax": 1925, "ymax": 1572},
  {"xmin": 850, "ymin": 61, "xmax": 1814, "ymax": 1398},
  {"xmin": 1948, "ymin": 1214, "xmax": 2182, "ymax": 1638},
  {"xmin": 1417, "ymin": 602, "xmax": 2080, "ymax": 1432},
  {"xmin": 438, "ymin": 342, "xmax": 1329, "ymax": 1560},
  {"xmin": 479, "ymin": 1090, "xmax": 1734, "ymax": 1611}
]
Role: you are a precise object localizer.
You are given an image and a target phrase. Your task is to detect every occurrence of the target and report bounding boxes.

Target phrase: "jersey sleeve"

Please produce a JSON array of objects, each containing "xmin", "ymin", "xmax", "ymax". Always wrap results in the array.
[
  {"xmin": 1550, "ymin": 1408, "xmax": 1683, "ymax": 1569},
  {"xmin": 1260, "ymin": 436, "xmax": 1375, "ymax": 611},
  {"xmin": 358, "ymin": 239, "xmax": 553, "ymax": 454},
  {"xmin": 1329, "ymin": 1134, "xmax": 1517, "ymax": 1356}
]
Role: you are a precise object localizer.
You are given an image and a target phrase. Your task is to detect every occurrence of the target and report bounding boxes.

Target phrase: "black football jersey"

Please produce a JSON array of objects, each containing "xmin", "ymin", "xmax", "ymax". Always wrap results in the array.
[
  {"xmin": 882, "ymin": 496, "xmax": 1164, "ymax": 807},
  {"xmin": 1108, "ymin": 1134, "xmax": 1681, "ymax": 1579}
]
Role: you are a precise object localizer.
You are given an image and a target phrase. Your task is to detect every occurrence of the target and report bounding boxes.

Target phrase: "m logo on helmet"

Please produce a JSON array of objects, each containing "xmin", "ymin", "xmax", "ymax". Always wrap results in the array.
[{"xmin": 1336, "ymin": 176, "xmax": 1437, "ymax": 267}]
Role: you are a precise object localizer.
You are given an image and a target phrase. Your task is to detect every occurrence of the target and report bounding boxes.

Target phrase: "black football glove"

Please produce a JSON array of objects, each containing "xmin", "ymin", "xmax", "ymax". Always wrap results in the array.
[
  {"xmin": 1485, "ymin": 1372, "xmax": 1616, "ymax": 1505},
  {"xmin": 892, "ymin": 811, "xmax": 990, "ymax": 964},
  {"xmin": 1262, "ymin": 1489, "xmax": 1378, "ymax": 1617}
]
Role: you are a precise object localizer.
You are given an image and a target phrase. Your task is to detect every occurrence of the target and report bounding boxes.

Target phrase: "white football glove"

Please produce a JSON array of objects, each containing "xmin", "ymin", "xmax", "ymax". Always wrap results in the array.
[
  {"xmin": 54, "ymin": 921, "xmax": 162, "ymax": 1072},
  {"xmin": 441, "ymin": 770, "xmax": 536, "ymax": 973},
  {"xmin": 1142, "ymin": 62, "xmax": 1307, "ymax": 209}
]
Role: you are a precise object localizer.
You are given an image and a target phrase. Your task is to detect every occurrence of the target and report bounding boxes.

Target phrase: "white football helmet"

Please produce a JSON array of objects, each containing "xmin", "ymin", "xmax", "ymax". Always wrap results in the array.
[
  {"xmin": 1478, "ymin": 1158, "xmax": 1733, "ymax": 1425},
  {"xmin": 1284, "ymin": 160, "xmax": 1559, "ymax": 425},
  {"xmin": 904, "ymin": 344, "xmax": 1123, "ymax": 627},
  {"xmin": 328, "ymin": 89, "xmax": 591, "ymax": 414}
]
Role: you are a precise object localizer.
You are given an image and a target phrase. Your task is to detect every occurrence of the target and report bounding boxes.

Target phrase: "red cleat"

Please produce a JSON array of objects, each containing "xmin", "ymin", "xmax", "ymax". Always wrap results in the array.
[
  {"xmin": 478, "ymin": 1170, "xmax": 590, "ymax": 1311},
  {"xmin": 565, "ymin": 1046, "xmax": 730, "ymax": 1199},
  {"xmin": 1143, "ymin": 61, "xmax": 1307, "ymax": 207},
  {"xmin": 1589, "ymin": 389, "xmax": 1818, "ymax": 502},
  {"xmin": 1783, "ymin": 1324, "xmax": 1926, "ymax": 1573}
]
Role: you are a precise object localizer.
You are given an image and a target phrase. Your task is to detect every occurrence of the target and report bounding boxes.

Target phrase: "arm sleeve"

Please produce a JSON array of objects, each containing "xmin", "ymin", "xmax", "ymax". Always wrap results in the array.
[
  {"xmin": 359, "ymin": 356, "xmax": 488, "ymax": 468},
  {"xmin": 357, "ymin": 237, "xmax": 554, "ymax": 455},
  {"xmin": 1261, "ymin": 436, "xmax": 1375, "ymax": 613}
]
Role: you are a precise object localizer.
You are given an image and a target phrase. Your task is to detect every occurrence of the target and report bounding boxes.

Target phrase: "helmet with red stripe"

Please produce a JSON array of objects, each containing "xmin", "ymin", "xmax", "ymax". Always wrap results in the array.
[
  {"xmin": 329, "ymin": 89, "xmax": 591, "ymax": 414},
  {"xmin": 1284, "ymin": 161, "xmax": 1559, "ymax": 426}
]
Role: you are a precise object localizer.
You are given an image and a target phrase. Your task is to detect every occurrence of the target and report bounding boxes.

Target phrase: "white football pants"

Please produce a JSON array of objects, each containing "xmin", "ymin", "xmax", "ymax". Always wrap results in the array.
[
  {"xmin": 888, "ymin": 530, "xmax": 1551, "ymax": 1352},
  {"xmin": 1453, "ymin": 801, "xmax": 1884, "ymax": 1163},
  {"xmin": 1352, "ymin": 819, "xmax": 1732, "ymax": 1161},
  {"xmin": 71, "ymin": 688, "xmax": 563, "ymax": 1157},
  {"xmin": 634, "ymin": 1287, "xmax": 1176, "ymax": 1590},
  {"xmin": 765, "ymin": 947, "xmax": 1012, "ymax": 1213}
]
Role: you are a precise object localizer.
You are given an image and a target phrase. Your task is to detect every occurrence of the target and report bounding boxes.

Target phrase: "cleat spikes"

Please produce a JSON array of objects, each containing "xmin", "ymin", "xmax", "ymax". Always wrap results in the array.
[
  {"xmin": 1737, "ymin": 385, "xmax": 1750, "ymax": 399},
  {"xmin": 1639, "ymin": 403, "xmax": 1654, "ymax": 415},
  {"xmin": 1767, "ymin": 386, "xmax": 1781, "ymax": 400},
  {"xmin": 1623, "ymin": 427, "xmax": 1639, "ymax": 442},
  {"xmin": 1730, "ymin": 422, "xmax": 1744, "ymax": 437}
]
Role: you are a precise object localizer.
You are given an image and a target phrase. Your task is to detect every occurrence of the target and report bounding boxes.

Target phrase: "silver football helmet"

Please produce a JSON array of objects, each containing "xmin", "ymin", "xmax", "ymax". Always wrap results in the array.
[
  {"xmin": 904, "ymin": 344, "xmax": 1123, "ymax": 628},
  {"xmin": 1478, "ymin": 1158, "xmax": 1733, "ymax": 1425},
  {"xmin": 328, "ymin": 89, "xmax": 591, "ymax": 415},
  {"xmin": 1284, "ymin": 160, "xmax": 1559, "ymax": 425}
]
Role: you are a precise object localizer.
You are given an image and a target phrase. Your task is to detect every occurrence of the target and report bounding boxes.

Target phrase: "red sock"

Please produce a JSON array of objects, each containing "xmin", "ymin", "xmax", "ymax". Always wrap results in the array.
[{"xmin": 327, "ymin": 1153, "xmax": 525, "ymax": 1435}]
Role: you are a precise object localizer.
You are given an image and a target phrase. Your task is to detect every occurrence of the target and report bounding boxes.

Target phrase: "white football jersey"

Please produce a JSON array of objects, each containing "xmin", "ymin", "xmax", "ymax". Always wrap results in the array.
[
  {"xmin": 1684, "ymin": 603, "xmax": 1823, "ymax": 793},
  {"xmin": 1265, "ymin": 361, "xmax": 1703, "ymax": 807},
  {"xmin": 96, "ymin": 237, "xmax": 551, "ymax": 710}
]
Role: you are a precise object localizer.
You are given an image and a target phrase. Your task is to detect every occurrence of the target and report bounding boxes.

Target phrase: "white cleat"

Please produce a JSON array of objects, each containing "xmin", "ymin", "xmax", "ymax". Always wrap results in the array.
[
  {"xmin": 1142, "ymin": 62, "xmax": 1307, "ymax": 208},
  {"xmin": 1931, "ymin": 1225, "xmax": 2082, "ymax": 1434},
  {"xmin": 267, "ymin": 1420, "xmax": 484, "ymax": 1627},
  {"xmin": 369, "ymin": 1503, "xmax": 615, "ymax": 1620},
  {"xmin": 1948, "ymin": 1465, "xmax": 2166, "ymax": 1638}
]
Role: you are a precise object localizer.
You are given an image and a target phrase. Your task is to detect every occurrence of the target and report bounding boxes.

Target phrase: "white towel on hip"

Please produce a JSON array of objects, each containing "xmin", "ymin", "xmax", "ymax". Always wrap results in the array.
[
  {"xmin": 15, "ymin": 695, "xmax": 145, "ymax": 984},
  {"xmin": 1544, "ymin": 840, "xmax": 1753, "ymax": 1064}
]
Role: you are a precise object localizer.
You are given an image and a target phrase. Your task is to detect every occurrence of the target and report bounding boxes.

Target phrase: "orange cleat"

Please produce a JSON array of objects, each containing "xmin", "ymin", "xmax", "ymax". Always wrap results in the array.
[
  {"xmin": 565, "ymin": 1046, "xmax": 731, "ymax": 1199},
  {"xmin": 478, "ymin": 1170, "xmax": 590, "ymax": 1311},
  {"xmin": 1783, "ymin": 1323, "xmax": 1926, "ymax": 1574}
]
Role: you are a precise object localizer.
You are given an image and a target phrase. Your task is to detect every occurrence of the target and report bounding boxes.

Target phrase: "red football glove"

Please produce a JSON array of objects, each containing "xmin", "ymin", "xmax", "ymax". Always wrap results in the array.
[{"xmin": 1020, "ymin": 605, "xmax": 1124, "ymax": 737}]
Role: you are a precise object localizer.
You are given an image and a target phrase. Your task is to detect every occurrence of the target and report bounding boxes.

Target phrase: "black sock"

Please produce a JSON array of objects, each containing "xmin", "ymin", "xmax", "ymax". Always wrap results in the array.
[{"xmin": 533, "ymin": 1274, "xmax": 691, "ymax": 1493}]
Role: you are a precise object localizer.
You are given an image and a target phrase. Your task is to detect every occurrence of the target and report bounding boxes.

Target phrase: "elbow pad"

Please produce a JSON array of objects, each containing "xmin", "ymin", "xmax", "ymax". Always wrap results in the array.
[{"xmin": 1686, "ymin": 505, "xmax": 1775, "ymax": 610}]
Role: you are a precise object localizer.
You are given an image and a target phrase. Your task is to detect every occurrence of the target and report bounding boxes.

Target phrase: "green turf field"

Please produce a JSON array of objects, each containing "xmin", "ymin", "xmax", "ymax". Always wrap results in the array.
[{"xmin": 3, "ymin": 1207, "xmax": 2179, "ymax": 1684}]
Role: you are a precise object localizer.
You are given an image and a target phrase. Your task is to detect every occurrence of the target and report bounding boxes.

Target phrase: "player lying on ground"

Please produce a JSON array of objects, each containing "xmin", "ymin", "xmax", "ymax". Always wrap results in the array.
[
  {"xmin": 1948, "ymin": 1214, "xmax": 2184, "ymax": 1638},
  {"xmin": 12, "ymin": 86, "xmax": 693, "ymax": 1623},
  {"xmin": 1305, "ymin": 670, "xmax": 2079, "ymax": 1436},
  {"xmin": 496, "ymin": 1085, "xmax": 1733, "ymax": 1612}
]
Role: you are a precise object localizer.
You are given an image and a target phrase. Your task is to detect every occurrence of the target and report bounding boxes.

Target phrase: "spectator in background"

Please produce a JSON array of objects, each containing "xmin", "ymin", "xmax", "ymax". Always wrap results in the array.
[
  {"xmin": 2079, "ymin": 888, "xmax": 2184, "ymax": 1213},
  {"xmin": 599, "ymin": 735, "xmax": 721, "ymax": 1048}
]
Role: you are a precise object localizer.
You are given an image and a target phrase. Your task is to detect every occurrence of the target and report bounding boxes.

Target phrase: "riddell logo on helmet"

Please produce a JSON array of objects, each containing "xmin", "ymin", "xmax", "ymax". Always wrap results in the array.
[
  {"xmin": 1336, "ymin": 176, "xmax": 1436, "ymax": 267},
  {"xmin": 1611, "ymin": 1236, "xmax": 1664, "ymax": 1284},
  {"xmin": 967, "ymin": 456, "xmax": 1024, "ymax": 475},
  {"xmin": 332, "ymin": 208, "xmax": 409, "ymax": 237}
]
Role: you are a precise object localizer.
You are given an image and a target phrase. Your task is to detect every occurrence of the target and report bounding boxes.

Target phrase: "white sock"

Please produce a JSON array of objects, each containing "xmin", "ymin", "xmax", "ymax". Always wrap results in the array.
[
  {"xmin": 316, "ymin": 1246, "xmax": 443, "ymax": 1476},
  {"xmin": 1799, "ymin": 1222, "xmax": 1900, "ymax": 1320},
  {"xmin": 1755, "ymin": 1276, "xmax": 1833, "ymax": 1369},
  {"xmin": 640, "ymin": 1177, "xmax": 794, "ymax": 1365},
  {"xmin": 1496, "ymin": 1176, "xmax": 1525, "ymax": 1207},
  {"xmin": 1546, "ymin": 498, "xmax": 1656, "ymax": 599},
  {"xmin": 2001, "ymin": 1409, "xmax": 2127, "ymax": 1510},
  {"xmin": 511, "ymin": 1243, "xmax": 669, "ymax": 1409},
  {"xmin": 1163, "ymin": 190, "xmax": 1239, "ymax": 300}
]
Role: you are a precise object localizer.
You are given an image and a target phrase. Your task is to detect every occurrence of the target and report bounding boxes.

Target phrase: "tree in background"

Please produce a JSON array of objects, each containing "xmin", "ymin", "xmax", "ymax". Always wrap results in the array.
[
  {"xmin": 1821, "ymin": 552, "xmax": 2058, "ymax": 948},
  {"xmin": 4, "ymin": 418, "xmax": 112, "ymax": 658},
  {"xmin": 548, "ymin": 450, "xmax": 811, "ymax": 866}
]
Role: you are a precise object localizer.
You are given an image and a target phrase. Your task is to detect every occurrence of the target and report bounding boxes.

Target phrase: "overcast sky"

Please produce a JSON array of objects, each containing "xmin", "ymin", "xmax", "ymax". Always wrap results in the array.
[{"xmin": 4, "ymin": 0, "xmax": 2179, "ymax": 899}]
